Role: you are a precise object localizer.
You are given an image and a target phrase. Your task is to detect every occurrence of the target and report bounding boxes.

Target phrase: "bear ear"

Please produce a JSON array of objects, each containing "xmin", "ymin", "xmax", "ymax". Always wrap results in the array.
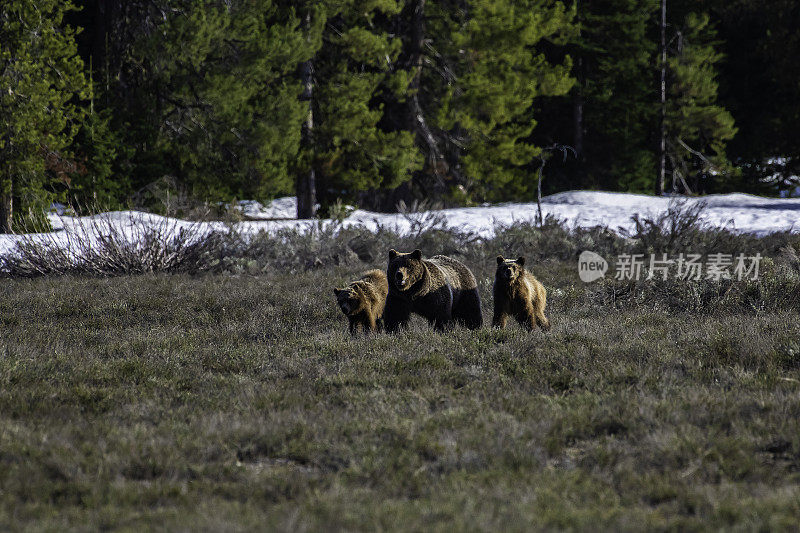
[
  {"xmin": 496, "ymin": 255, "xmax": 505, "ymax": 265},
  {"xmin": 334, "ymin": 288, "xmax": 342, "ymax": 295},
  {"xmin": 388, "ymin": 249, "xmax": 398, "ymax": 260},
  {"xmin": 516, "ymin": 256, "xmax": 525, "ymax": 266},
  {"xmin": 411, "ymin": 249, "xmax": 422, "ymax": 260}
]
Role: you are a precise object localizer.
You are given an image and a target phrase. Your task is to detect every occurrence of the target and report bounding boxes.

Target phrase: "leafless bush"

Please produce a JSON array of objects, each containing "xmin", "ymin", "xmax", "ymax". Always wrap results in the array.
[
  {"xmin": 396, "ymin": 199, "xmax": 448, "ymax": 237},
  {"xmin": 0, "ymin": 213, "xmax": 233, "ymax": 277},
  {"xmin": 234, "ymin": 219, "xmax": 481, "ymax": 272},
  {"xmin": 492, "ymin": 214, "xmax": 579, "ymax": 261},
  {"xmin": 2, "ymin": 199, "xmax": 799, "ymax": 280},
  {"xmin": 625, "ymin": 199, "xmax": 715, "ymax": 255},
  {"xmin": 624, "ymin": 199, "xmax": 800, "ymax": 259}
]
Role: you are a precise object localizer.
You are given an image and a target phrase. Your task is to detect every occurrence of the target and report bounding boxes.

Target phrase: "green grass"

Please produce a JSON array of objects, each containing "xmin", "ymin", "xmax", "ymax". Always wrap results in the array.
[{"xmin": 1, "ymin": 262, "xmax": 799, "ymax": 531}]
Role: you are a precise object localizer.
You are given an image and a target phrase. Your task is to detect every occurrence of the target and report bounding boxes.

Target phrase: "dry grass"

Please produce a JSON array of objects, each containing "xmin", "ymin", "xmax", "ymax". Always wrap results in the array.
[
  {"xmin": 0, "ymin": 255, "xmax": 798, "ymax": 530},
  {"xmin": 1, "ymin": 203, "xmax": 799, "ymax": 529}
]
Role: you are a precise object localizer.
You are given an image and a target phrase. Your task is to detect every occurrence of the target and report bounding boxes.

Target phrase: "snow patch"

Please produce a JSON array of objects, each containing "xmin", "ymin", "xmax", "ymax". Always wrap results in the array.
[
  {"xmin": 237, "ymin": 197, "xmax": 297, "ymax": 219},
  {"xmin": 2, "ymin": 191, "xmax": 799, "ymax": 260}
]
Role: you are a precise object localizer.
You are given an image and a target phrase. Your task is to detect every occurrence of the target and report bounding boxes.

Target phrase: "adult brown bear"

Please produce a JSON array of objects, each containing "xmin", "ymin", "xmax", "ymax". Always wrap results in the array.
[{"xmin": 384, "ymin": 249, "xmax": 483, "ymax": 332}]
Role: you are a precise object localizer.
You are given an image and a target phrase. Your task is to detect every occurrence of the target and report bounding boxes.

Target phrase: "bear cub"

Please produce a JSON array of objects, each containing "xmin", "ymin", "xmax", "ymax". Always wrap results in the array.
[
  {"xmin": 334, "ymin": 269, "xmax": 389, "ymax": 335},
  {"xmin": 384, "ymin": 249, "xmax": 483, "ymax": 332},
  {"xmin": 493, "ymin": 255, "xmax": 551, "ymax": 331}
]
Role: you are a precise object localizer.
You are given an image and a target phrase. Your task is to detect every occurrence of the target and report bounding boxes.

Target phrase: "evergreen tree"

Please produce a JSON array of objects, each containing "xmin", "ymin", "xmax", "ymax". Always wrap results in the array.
[
  {"xmin": 538, "ymin": 0, "xmax": 735, "ymax": 195},
  {"xmin": 713, "ymin": 0, "xmax": 800, "ymax": 193},
  {"xmin": 561, "ymin": 0, "xmax": 659, "ymax": 192},
  {"xmin": 310, "ymin": 0, "xmax": 421, "ymax": 211},
  {"xmin": 368, "ymin": 0, "xmax": 577, "ymax": 208},
  {"xmin": 294, "ymin": 2, "xmax": 321, "ymax": 219},
  {"xmin": 0, "ymin": 0, "xmax": 88, "ymax": 232},
  {"xmin": 141, "ymin": 1, "xmax": 310, "ymax": 203},
  {"xmin": 79, "ymin": 1, "xmax": 311, "ymax": 210},
  {"xmin": 662, "ymin": 6, "xmax": 736, "ymax": 194},
  {"xmin": 64, "ymin": 105, "xmax": 123, "ymax": 211},
  {"xmin": 434, "ymin": 0, "xmax": 577, "ymax": 203},
  {"xmin": 76, "ymin": 0, "xmax": 420, "ymax": 215}
]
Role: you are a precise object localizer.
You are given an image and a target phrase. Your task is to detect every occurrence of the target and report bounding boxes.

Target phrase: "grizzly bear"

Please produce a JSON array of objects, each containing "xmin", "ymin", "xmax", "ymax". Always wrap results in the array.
[
  {"xmin": 493, "ymin": 256, "xmax": 551, "ymax": 331},
  {"xmin": 334, "ymin": 269, "xmax": 389, "ymax": 335},
  {"xmin": 384, "ymin": 249, "xmax": 483, "ymax": 332}
]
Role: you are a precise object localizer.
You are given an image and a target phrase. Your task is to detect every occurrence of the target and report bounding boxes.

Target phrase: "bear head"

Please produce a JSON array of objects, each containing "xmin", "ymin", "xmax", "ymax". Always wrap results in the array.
[
  {"xmin": 333, "ymin": 283, "xmax": 365, "ymax": 316},
  {"xmin": 496, "ymin": 255, "xmax": 526, "ymax": 284},
  {"xmin": 388, "ymin": 249, "xmax": 425, "ymax": 291}
]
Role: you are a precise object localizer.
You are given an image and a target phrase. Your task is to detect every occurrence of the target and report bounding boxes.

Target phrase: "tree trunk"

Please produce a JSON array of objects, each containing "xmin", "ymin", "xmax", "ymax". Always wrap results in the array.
[
  {"xmin": 573, "ymin": 1, "xmax": 584, "ymax": 157},
  {"xmin": 405, "ymin": 0, "xmax": 445, "ymax": 196},
  {"xmin": 657, "ymin": 0, "xmax": 667, "ymax": 196},
  {"xmin": 92, "ymin": 1, "xmax": 107, "ymax": 79},
  {"xmin": 406, "ymin": 0, "xmax": 426, "ymax": 134},
  {"xmin": 573, "ymin": 59, "xmax": 584, "ymax": 158},
  {"xmin": 297, "ymin": 11, "xmax": 316, "ymax": 219},
  {"xmin": 0, "ymin": 177, "xmax": 13, "ymax": 234}
]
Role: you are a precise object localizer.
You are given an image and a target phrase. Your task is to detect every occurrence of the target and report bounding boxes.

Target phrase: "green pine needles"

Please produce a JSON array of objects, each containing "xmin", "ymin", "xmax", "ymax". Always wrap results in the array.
[
  {"xmin": 0, "ymin": 0, "xmax": 89, "ymax": 231},
  {"xmin": 3, "ymin": 0, "xmax": 794, "ymax": 229}
]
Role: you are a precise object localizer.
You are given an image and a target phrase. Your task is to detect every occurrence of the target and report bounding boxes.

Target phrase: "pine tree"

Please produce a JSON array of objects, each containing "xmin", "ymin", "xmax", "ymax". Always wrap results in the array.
[
  {"xmin": 367, "ymin": 0, "xmax": 576, "ymax": 207},
  {"xmin": 0, "ymin": 0, "xmax": 88, "ymax": 232},
  {"xmin": 559, "ymin": 0, "xmax": 659, "ymax": 192},
  {"xmin": 146, "ymin": 1, "xmax": 311, "ymax": 202},
  {"xmin": 537, "ymin": 0, "xmax": 735, "ymax": 195},
  {"xmin": 49, "ymin": 61, "xmax": 123, "ymax": 212},
  {"xmin": 435, "ymin": 0, "xmax": 577, "ymax": 203},
  {"xmin": 714, "ymin": 0, "xmax": 800, "ymax": 193},
  {"xmin": 309, "ymin": 0, "xmax": 421, "ymax": 212},
  {"xmin": 662, "ymin": 6, "xmax": 736, "ymax": 194},
  {"xmin": 77, "ymin": 0, "xmax": 419, "ymax": 216},
  {"xmin": 295, "ymin": 3, "xmax": 320, "ymax": 219},
  {"xmin": 81, "ymin": 1, "xmax": 312, "ymax": 210}
]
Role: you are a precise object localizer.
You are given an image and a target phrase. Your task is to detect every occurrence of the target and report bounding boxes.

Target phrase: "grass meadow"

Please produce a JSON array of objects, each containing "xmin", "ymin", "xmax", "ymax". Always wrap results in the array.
[{"xmin": 1, "ymin": 211, "xmax": 800, "ymax": 531}]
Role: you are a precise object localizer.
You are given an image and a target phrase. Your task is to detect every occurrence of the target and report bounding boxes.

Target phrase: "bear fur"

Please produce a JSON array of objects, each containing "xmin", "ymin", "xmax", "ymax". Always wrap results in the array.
[
  {"xmin": 384, "ymin": 249, "xmax": 483, "ymax": 332},
  {"xmin": 493, "ymin": 255, "xmax": 551, "ymax": 331},
  {"xmin": 334, "ymin": 269, "xmax": 389, "ymax": 335}
]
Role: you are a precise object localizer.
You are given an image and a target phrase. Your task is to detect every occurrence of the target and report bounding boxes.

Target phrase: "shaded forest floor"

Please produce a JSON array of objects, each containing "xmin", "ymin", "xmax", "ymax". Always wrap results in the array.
[{"xmin": 1, "ymin": 257, "xmax": 799, "ymax": 530}]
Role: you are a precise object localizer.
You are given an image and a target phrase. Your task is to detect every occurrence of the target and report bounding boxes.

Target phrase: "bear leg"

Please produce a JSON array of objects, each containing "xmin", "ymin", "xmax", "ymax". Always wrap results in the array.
[
  {"xmin": 431, "ymin": 317, "xmax": 447, "ymax": 331},
  {"xmin": 366, "ymin": 314, "xmax": 379, "ymax": 333},
  {"xmin": 532, "ymin": 296, "xmax": 550, "ymax": 331},
  {"xmin": 492, "ymin": 310, "xmax": 508, "ymax": 329},
  {"xmin": 428, "ymin": 303, "xmax": 453, "ymax": 332},
  {"xmin": 515, "ymin": 303, "xmax": 537, "ymax": 331},
  {"xmin": 518, "ymin": 314, "xmax": 536, "ymax": 331},
  {"xmin": 492, "ymin": 292, "xmax": 507, "ymax": 329},
  {"xmin": 384, "ymin": 294, "xmax": 412, "ymax": 333},
  {"xmin": 453, "ymin": 288, "xmax": 483, "ymax": 330},
  {"xmin": 535, "ymin": 309, "xmax": 551, "ymax": 331}
]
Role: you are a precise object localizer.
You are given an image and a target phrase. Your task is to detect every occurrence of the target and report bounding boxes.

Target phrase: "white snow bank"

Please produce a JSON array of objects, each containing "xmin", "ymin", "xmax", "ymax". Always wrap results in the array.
[
  {"xmin": 2, "ymin": 191, "xmax": 798, "ymax": 259},
  {"xmin": 236, "ymin": 197, "xmax": 297, "ymax": 220},
  {"xmin": 230, "ymin": 190, "xmax": 800, "ymax": 237}
]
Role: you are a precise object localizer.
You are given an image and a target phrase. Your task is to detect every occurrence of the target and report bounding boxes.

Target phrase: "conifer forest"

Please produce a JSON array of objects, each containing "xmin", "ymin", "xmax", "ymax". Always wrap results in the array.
[
  {"xmin": 1, "ymin": 1, "xmax": 798, "ymax": 230},
  {"xmin": 4, "ymin": 3, "xmax": 800, "ymax": 530}
]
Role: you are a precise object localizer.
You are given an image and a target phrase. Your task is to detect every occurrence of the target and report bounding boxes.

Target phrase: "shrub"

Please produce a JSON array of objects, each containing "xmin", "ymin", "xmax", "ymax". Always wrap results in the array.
[
  {"xmin": 2, "ymin": 200, "xmax": 799, "ymax": 284},
  {"xmin": 0, "ymin": 212, "xmax": 232, "ymax": 277}
]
